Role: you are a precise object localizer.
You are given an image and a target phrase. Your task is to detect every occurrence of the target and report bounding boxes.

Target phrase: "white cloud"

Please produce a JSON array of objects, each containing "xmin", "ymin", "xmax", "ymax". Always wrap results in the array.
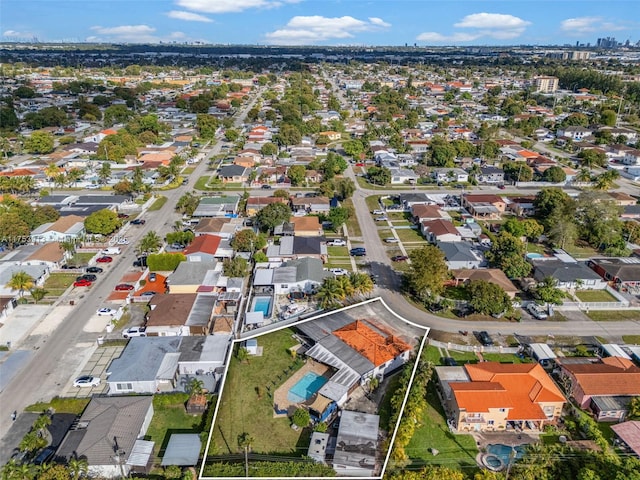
[
  {"xmin": 416, "ymin": 32, "xmax": 480, "ymax": 43},
  {"xmin": 417, "ymin": 12, "xmax": 530, "ymax": 43},
  {"xmin": 264, "ymin": 15, "xmax": 390, "ymax": 45},
  {"xmin": 175, "ymin": 0, "xmax": 300, "ymax": 14},
  {"xmin": 90, "ymin": 25, "xmax": 187, "ymax": 43},
  {"xmin": 2, "ymin": 29, "xmax": 34, "ymax": 38},
  {"xmin": 167, "ymin": 10, "xmax": 213, "ymax": 22},
  {"xmin": 560, "ymin": 16, "xmax": 628, "ymax": 34}
]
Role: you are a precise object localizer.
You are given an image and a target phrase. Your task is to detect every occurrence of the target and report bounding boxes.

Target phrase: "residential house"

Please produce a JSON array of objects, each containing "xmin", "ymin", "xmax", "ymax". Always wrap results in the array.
[
  {"xmin": 557, "ymin": 126, "xmax": 594, "ymax": 141},
  {"xmin": 421, "ymin": 219, "xmax": 462, "ymax": 243},
  {"xmin": 217, "ymin": 165, "xmax": 249, "ymax": 183},
  {"xmin": 165, "ymin": 261, "xmax": 220, "ymax": 294},
  {"xmin": 266, "ymin": 236, "xmax": 328, "ymax": 263},
  {"xmin": 146, "ymin": 293, "xmax": 215, "ymax": 336},
  {"xmin": 389, "ymin": 167, "xmax": 419, "ymax": 185},
  {"xmin": 0, "ymin": 264, "xmax": 49, "ymax": 298},
  {"xmin": 461, "ymin": 194, "xmax": 506, "ymax": 219},
  {"xmin": 318, "ymin": 131, "xmax": 341, "ymax": 141},
  {"xmin": 451, "ymin": 269, "xmax": 519, "ymax": 298},
  {"xmin": 245, "ymin": 196, "xmax": 288, "ymax": 216},
  {"xmin": 438, "ymin": 242, "xmax": 484, "ymax": 269},
  {"xmin": 398, "ymin": 193, "xmax": 436, "ymax": 209},
  {"xmin": 477, "ymin": 166, "xmax": 505, "ymax": 185},
  {"xmin": 506, "ymin": 196, "xmax": 536, "ymax": 217},
  {"xmin": 411, "ymin": 204, "xmax": 449, "ymax": 224},
  {"xmin": 556, "ymin": 356, "xmax": 640, "ymax": 420},
  {"xmin": 611, "ymin": 421, "xmax": 640, "ymax": 458},
  {"xmin": 193, "ymin": 217, "xmax": 241, "ymax": 240},
  {"xmin": 192, "ymin": 196, "xmax": 240, "ymax": 218},
  {"xmin": 30, "ymin": 214, "xmax": 85, "ymax": 243},
  {"xmin": 436, "ymin": 362, "xmax": 565, "ymax": 433},
  {"xmin": 431, "ymin": 168, "xmax": 469, "ymax": 183},
  {"xmin": 55, "ymin": 396, "xmax": 154, "ymax": 479},
  {"xmin": 233, "ymin": 156, "xmax": 255, "ymax": 169},
  {"xmin": 290, "ymin": 216, "xmax": 323, "ymax": 237},
  {"xmin": 622, "ymin": 149, "xmax": 640, "ymax": 166},
  {"xmin": 253, "ymin": 257, "xmax": 331, "ymax": 295},
  {"xmin": 183, "ymin": 234, "xmax": 228, "ymax": 262},
  {"xmin": 290, "ymin": 196, "xmax": 331, "ymax": 215},
  {"xmin": 588, "ymin": 257, "xmax": 640, "ymax": 292},
  {"xmin": 608, "ymin": 192, "xmax": 637, "ymax": 206},
  {"xmin": 2, "ymin": 242, "xmax": 67, "ymax": 269},
  {"xmin": 532, "ymin": 259, "xmax": 608, "ymax": 290},
  {"xmin": 332, "ymin": 411, "xmax": 380, "ymax": 477}
]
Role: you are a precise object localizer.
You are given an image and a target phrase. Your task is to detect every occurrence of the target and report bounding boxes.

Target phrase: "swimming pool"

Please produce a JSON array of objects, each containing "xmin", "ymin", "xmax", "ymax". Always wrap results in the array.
[
  {"xmin": 486, "ymin": 444, "xmax": 525, "ymax": 467},
  {"xmin": 526, "ymin": 253, "xmax": 543, "ymax": 259},
  {"xmin": 288, "ymin": 372, "xmax": 328, "ymax": 403},
  {"xmin": 251, "ymin": 295, "xmax": 272, "ymax": 317}
]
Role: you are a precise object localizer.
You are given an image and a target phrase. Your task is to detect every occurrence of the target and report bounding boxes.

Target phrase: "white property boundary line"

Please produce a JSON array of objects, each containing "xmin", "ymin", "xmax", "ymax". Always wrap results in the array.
[{"xmin": 199, "ymin": 297, "xmax": 430, "ymax": 480}]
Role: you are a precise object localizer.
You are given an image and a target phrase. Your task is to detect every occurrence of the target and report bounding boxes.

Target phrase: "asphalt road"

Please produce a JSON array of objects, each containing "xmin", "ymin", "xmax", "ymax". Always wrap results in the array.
[{"xmin": 0, "ymin": 91, "xmax": 262, "ymax": 450}]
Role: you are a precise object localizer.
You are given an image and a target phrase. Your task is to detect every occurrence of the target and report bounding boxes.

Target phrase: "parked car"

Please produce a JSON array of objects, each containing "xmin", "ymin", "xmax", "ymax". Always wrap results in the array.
[
  {"xmin": 86, "ymin": 266, "xmax": 103, "ymax": 273},
  {"xmin": 372, "ymin": 209, "xmax": 385, "ymax": 215},
  {"xmin": 96, "ymin": 256, "xmax": 113, "ymax": 263},
  {"xmin": 96, "ymin": 308, "xmax": 117, "ymax": 316},
  {"xmin": 261, "ymin": 184, "xmax": 272, "ymax": 189},
  {"xmin": 328, "ymin": 239, "xmax": 347, "ymax": 246},
  {"xmin": 391, "ymin": 255, "xmax": 409, "ymax": 262},
  {"xmin": 117, "ymin": 213, "xmax": 129, "ymax": 219},
  {"xmin": 148, "ymin": 272, "xmax": 157, "ymax": 282},
  {"xmin": 443, "ymin": 357, "xmax": 458, "ymax": 366},
  {"xmin": 330, "ymin": 268, "xmax": 349, "ymax": 276},
  {"xmin": 73, "ymin": 375, "xmax": 100, "ymax": 387},
  {"xmin": 140, "ymin": 291, "xmax": 158, "ymax": 297},
  {"xmin": 130, "ymin": 218, "xmax": 146, "ymax": 225},
  {"xmin": 350, "ymin": 247, "xmax": 366, "ymax": 256},
  {"xmin": 474, "ymin": 330, "xmax": 494, "ymax": 346},
  {"xmin": 33, "ymin": 446, "xmax": 56, "ymax": 466},
  {"xmin": 76, "ymin": 274, "xmax": 97, "ymax": 282},
  {"xmin": 123, "ymin": 326, "xmax": 147, "ymax": 338},
  {"xmin": 133, "ymin": 256, "xmax": 147, "ymax": 268},
  {"xmin": 375, "ymin": 216, "xmax": 388, "ymax": 222},
  {"xmin": 73, "ymin": 279, "xmax": 92, "ymax": 287},
  {"xmin": 527, "ymin": 303, "xmax": 549, "ymax": 320},
  {"xmin": 116, "ymin": 238, "xmax": 129, "ymax": 245},
  {"xmin": 384, "ymin": 237, "xmax": 399, "ymax": 243},
  {"xmin": 115, "ymin": 283, "xmax": 134, "ymax": 291}
]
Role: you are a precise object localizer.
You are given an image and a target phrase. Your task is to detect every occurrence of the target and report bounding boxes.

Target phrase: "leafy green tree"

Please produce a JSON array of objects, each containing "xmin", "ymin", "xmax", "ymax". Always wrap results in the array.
[
  {"xmin": 542, "ymin": 166, "xmax": 567, "ymax": 183},
  {"xmin": 223, "ymin": 257, "xmax": 248, "ymax": 277},
  {"xmin": 137, "ymin": 231, "xmax": 162, "ymax": 254},
  {"xmin": 147, "ymin": 252, "xmax": 185, "ymax": 271},
  {"xmin": 0, "ymin": 213, "xmax": 30, "ymax": 247},
  {"xmin": 467, "ymin": 280, "xmax": 512, "ymax": 316},
  {"xmin": 600, "ymin": 109, "xmax": 617, "ymax": 127},
  {"xmin": 534, "ymin": 188, "xmax": 574, "ymax": 226},
  {"xmin": 406, "ymin": 245, "xmax": 449, "ymax": 304},
  {"xmin": 272, "ymin": 189, "xmax": 289, "ymax": 199},
  {"xmin": 84, "ymin": 208, "xmax": 120, "ymax": 235},
  {"xmin": 24, "ymin": 131, "xmax": 54, "ymax": 154},
  {"xmin": 29, "ymin": 287, "xmax": 48, "ymax": 304},
  {"xmin": 486, "ymin": 233, "xmax": 532, "ymax": 278},
  {"xmin": 328, "ymin": 206, "xmax": 350, "ymax": 231},
  {"xmin": 196, "ymin": 113, "xmax": 219, "ymax": 139},
  {"xmin": 176, "ymin": 192, "xmax": 199, "ymax": 216},
  {"xmin": 97, "ymin": 131, "xmax": 140, "ymax": 163},
  {"xmin": 287, "ymin": 164, "xmax": 306, "ymax": 186},
  {"xmin": 534, "ymin": 276, "xmax": 565, "ymax": 306},
  {"xmin": 343, "ymin": 139, "xmax": 364, "ymax": 158},
  {"xmin": 275, "ymin": 123, "xmax": 302, "ymax": 146},
  {"xmin": 429, "ymin": 136, "xmax": 457, "ymax": 167},
  {"xmin": 224, "ymin": 128, "xmax": 239, "ymax": 142},
  {"xmin": 231, "ymin": 229, "xmax": 265, "ymax": 252},
  {"xmin": 502, "ymin": 218, "xmax": 544, "ymax": 240},
  {"xmin": 594, "ymin": 169, "xmax": 619, "ymax": 191},
  {"xmin": 503, "ymin": 161, "xmax": 533, "ymax": 182},
  {"xmin": 0, "ymin": 107, "xmax": 19, "ymax": 131},
  {"xmin": 103, "ymin": 104, "xmax": 133, "ymax": 127},
  {"xmin": 166, "ymin": 231, "xmax": 194, "ymax": 247},
  {"xmin": 256, "ymin": 202, "xmax": 291, "ymax": 232},
  {"xmin": 260, "ymin": 142, "xmax": 278, "ymax": 156},
  {"xmin": 292, "ymin": 408, "xmax": 311, "ymax": 428},
  {"xmin": 348, "ymin": 272, "xmax": 374, "ymax": 297},
  {"xmin": 577, "ymin": 149, "xmax": 607, "ymax": 170},
  {"xmin": 628, "ymin": 396, "xmax": 640, "ymax": 419},
  {"xmin": 367, "ymin": 166, "xmax": 391, "ymax": 186},
  {"xmin": 14, "ymin": 85, "xmax": 36, "ymax": 98},
  {"xmin": 334, "ymin": 178, "xmax": 355, "ymax": 200}
]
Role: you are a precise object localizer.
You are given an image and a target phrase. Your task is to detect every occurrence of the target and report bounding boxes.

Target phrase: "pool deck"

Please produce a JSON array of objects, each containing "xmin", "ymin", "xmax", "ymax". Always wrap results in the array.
[{"xmin": 272, "ymin": 359, "xmax": 331, "ymax": 418}]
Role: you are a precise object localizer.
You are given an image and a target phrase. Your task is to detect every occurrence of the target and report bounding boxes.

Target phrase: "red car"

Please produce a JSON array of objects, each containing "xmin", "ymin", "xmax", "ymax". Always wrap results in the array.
[
  {"xmin": 391, "ymin": 255, "xmax": 409, "ymax": 262},
  {"xmin": 73, "ymin": 279, "xmax": 93, "ymax": 287},
  {"xmin": 96, "ymin": 256, "xmax": 113, "ymax": 263},
  {"xmin": 115, "ymin": 283, "xmax": 134, "ymax": 291}
]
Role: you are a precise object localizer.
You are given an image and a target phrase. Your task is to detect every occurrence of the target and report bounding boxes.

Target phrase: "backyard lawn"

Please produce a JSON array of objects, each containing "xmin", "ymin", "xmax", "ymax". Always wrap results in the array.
[
  {"xmin": 394, "ymin": 227, "xmax": 425, "ymax": 243},
  {"xmin": 405, "ymin": 381, "xmax": 478, "ymax": 470},
  {"xmin": 69, "ymin": 252, "xmax": 95, "ymax": 265},
  {"xmin": 481, "ymin": 353, "xmax": 532, "ymax": 364},
  {"xmin": 211, "ymin": 329, "xmax": 308, "ymax": 455},
  {"xmin": 574, "ymin": 290, "xmax": 617, "ymax": 302}
]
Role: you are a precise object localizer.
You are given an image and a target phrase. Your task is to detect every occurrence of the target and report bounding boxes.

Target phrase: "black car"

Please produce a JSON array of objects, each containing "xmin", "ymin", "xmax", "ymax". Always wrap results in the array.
[
  {"xmin": 133, "ymin": 256, "xmax": 148, "ymax": 268},
  {"xmin": 261, "ymin": 184, "xmax": 272, "ymax": 189},
  {"xmin": 443, "ymin": 357, "xmax": 458, "ymax": 366},
  {"xmin": 33, "ymin": 446, "xmax": 56, "ymax": 466},
  {"xmin": 474, "ymin": 330, "xmax": 494, "ymax": 346},
  {"xmin": 130, "ymin": 218, "xmax": 146, "ymax": 225},
  {"xmin": 350, "ymin": 247, "xmax": 366, "ymax": 256},
  {"xmin": 86, "ymin": 266, "xmax": 103, "ymax": 273},
  {"xmin": 76, "ymin": 274, "xmax": 97, "ymax": 282}
]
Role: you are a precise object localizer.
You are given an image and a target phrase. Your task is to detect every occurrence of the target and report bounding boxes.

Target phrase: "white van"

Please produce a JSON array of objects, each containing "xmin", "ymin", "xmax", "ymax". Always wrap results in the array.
[{"xmin": 102, "ymin": 247, "xmax": 122, "ymax": 255}]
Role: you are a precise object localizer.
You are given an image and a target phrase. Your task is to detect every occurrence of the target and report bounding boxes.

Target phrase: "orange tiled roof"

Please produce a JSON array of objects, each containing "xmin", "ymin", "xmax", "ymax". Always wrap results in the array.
[
  {"xmin": 183, "ymin": 234, "xmax": 221, "ymax": 256},
  {"xmin": 290, "ymin": 216, "xmax": 321, "ymax": 232},
  {"xmin": 333, "ymin": 319, "xmax": 411, "ymax": 367},
  {"xmin": 450, "ymin": 362, "xmax": 565, "ymax": 420},
  {"xmin": 560, "ymin": 357, "xmax": 640, "ymax": 396},
  {"xmin": 0, "ymin": 168, "xmax": 38, "ymax": 177}
]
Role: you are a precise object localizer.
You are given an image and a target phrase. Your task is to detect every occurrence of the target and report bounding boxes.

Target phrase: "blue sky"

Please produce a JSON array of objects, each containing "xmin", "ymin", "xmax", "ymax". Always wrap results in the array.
[{"xmin": 2, "ymin": 0, "xmax": 639, "ymax": 46}]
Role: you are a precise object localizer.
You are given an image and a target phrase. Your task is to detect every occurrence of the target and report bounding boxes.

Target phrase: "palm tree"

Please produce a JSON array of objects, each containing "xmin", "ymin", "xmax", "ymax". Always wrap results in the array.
[
  {"xmin": 595, "ymin": 169, "xmax": 619, "ymax": 190},
  {"xmin": 315, "ymin": 278, "xmax": 345, "ymax": 309},
  {"xmin": 575, "ymin": 168, "xmax": 592, "ymax": 183},
  {"xmin": 29, "ymin": 288, "xmax": 48, "ymax": 304},
  {"xmin": 98, "ymin": 162, "xmax": 111, "ymax": 185},
  {"xmin": 68, "ymin": 457, "xmax": 88, "ymax": 480},
  {"xmin": 1, "ymin": 460, "xmax": 34, "ymax": 480},
  {"xmin": 337, "ymin": 275, "xmax": 355, "ymax": 299},
  {"xmin": 19, "ymin": 431, "xmax": 46, "ymax": 454},
  {"xmin": 6, "ymin": 271, "xmax": 35, "ymax": 298},
  {"xmin": 237, "ymin": 432, "xmax": 255, "ymax": 477},
  {"xmin": 349, "ymin": 272, "xmax": 374, "ymax": 297},
  {"xmin": 33, "ymin": 414, "xmax": 51, "ymax": 438},
  {"xmin": 186, "ymin": 378, "xmax": 204, "ymax": 396},
  {"xmin": 44, "ymin": 164, "xmax": 61, "ymax": 183},
  {"xmin": 137, "ymin": 231, "xmax": 162, "ymax": 255}
]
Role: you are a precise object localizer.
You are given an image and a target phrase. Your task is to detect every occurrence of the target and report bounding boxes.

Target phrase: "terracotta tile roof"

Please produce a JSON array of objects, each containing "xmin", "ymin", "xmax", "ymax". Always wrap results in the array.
[
  {"xmin": 450, "ymin": 362, "xmax": 565, "ymax": 420},
  {"xmin": 452, "ymin": 269, "xmax": 519, "ymax": 294},
  {"xmin": 422, "ymin": 219, "xmax": 459, "ymax": 237},
  {"xmin": 26, "ymin": 242, "xmax": 65, "ymax": 263},
  {"xmin": 0, "ymin": 168, "xmax": 38, "ymax": 177},
  {"xmin": 183, "ymin": 234, "xmax": 221, "ymax": 256},
  {"xmin": 290, "ymin": 216, "xmax": 321, "ymax": 232},
  {"xmin": 411, "ymin": 204, "xmax": 444, "ymax": 219},
  {"xmin": 560, "ymin": 357, "xmax": 640, "ymax": 396},
  {"xmin": 333, "ymin": 319, "xmax": 411, "ymax": 367},
  {"xmin": 463, "ymin": 194, "xmax": 504, "ymax": 204}
]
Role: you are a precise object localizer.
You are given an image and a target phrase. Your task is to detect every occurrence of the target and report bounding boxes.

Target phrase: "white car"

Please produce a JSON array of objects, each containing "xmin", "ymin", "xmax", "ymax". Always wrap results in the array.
[
  {"xmin": 96, "ymin": 308, "xmax": 117, "ymax": 316},
  {"xmin": 328, "ymin": 239, "xmax": 347, "ymax": 246},
  {"xmin": 372, "ymin": 209, "xmax": 385, "ymax": 215},
  {"xmin": 330, "ymin": 268, "xmax": 349, "ymax": 276},
  {"xmin": 527, "ymin": 303, "xmax": 548, "ymax": 320},
  {"xmin": 384, "ymin": 237, "xmax": 399, "ymax": 243},
  {"xmin": 73, "ymin": 375, "xmax": 101, "ymax": 388},
  {"xmin": 122, "ymin": 326, "xmax": 147, "ymax": 338},
  {"xmin": 117, "ymin": 238, "xmax": 130, "ymax": 245},
  {"xmin": 375, "ymin": 216, "xmax": 388, "ymax": 222}
]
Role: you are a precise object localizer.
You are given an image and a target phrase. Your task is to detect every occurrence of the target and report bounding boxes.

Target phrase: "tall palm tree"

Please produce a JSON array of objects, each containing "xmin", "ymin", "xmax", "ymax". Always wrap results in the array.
[
  {"xmin": 6, "ymin": 271, "xmax": 35, "ymax": 298},
  {"xmin": 315, "ymin": 278, "xmax": 345, "ymax": 309},
  {"xmin": 575, "ymin": 168, "xmax": 592, "ymax": 183},
  {"xmin": 68, "ymin": 457, "xmax": 88, "ymax": 480},
  {"xmin": 337, "ymin": 275, "xmax": 355, "ymax": 299},
  {"xmin": 186, "ymin": 378, "xmax": 204, "ymax": 396},
  {"xmin": 595, "ymin": 169, "xmax": 619, "ymax": 190},
  {"xmin": 44, "ymin": 164, "xmax": 61, "ymax": 182},
  {"xmin": 137, "ymin": 231, "xmax": 162, "ymax": 255},
  {"xmin": 33, "ymin": 414, "xmax": 51, "ymax": 438},
  {"xmin": 349, "ymin": 272, "xmax": 374, "ymax": 297}
]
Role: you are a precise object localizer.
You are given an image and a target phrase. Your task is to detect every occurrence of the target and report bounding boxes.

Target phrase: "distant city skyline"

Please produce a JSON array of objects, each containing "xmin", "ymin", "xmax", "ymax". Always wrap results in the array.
[{"xmin": 2, "ymin": 0, "xmax": 639, "ymax": 47}]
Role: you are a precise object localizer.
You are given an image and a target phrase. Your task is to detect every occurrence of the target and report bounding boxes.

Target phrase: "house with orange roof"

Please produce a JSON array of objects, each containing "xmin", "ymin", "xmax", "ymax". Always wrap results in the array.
[
  {"xmin": 556, "ymin": 356, "xmax": 640, "ymax": 420},
  {"xmin": 246, "ymin": 196, "xmax": 287, "ymax": 216},
  {"xmin": 421, "ymin": 219, "xmax": 461, "ymax": 243},
  {"xmin": 290, "ymin": 216, "xmax": 322, "ymax": 237},
  {"xmin": 183, "ymin": 234, "xmax": 228, "ymax": 262},
  {"xmin": 451, "ymin": 269, "xmax": 519, "ymax": 298},
  {"xmin": 318, "ymin": 131, "xmax": 341, "ymax": 142},
  {"xmin": 436, "ymin": 362, "xmax": 566, "ymax": 433},
  {"xmin": 461, "ymin": 194, "xmax": 506, "ymax": 219}
]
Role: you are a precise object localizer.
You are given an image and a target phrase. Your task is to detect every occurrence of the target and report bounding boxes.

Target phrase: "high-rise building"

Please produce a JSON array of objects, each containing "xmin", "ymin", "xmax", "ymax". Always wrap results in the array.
[{"xmin": 534, "ymin": 76, "xmax": 559, "ymax": 93}]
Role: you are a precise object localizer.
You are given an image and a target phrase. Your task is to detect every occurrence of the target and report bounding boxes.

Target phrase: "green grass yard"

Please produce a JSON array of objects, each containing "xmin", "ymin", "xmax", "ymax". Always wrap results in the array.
[
  {"xmin": 481, "ymin": 353, "xmax": 532, "ymax": 363},
  {"xmin": 327, "ymin": 246, "xmax": 348, "ymax": 257},
  {"xmin": 144, "ymin": 393, "xmax": 203, "ymax": 456},
  {"xmin": 43, "ymin": 273, "xmax": 76, "ymax": 295},
  {"xmin": 622, "ymin": 335, "xmax": 640, "ymax": 344},
  {"xmin": 394, "ymin": 228, "xmax": 425, "ymax": 243},
  {"xmin": 211, "ymin": 329, "xmax": 308, "ymax": 455},
  {"xmin": 574, "ymin": 290, "xmax": 617, "ymax": 302},
  {"xmin": 342, "ymin": 199, "xmax": 362, "ymax": 238},
  {"xmin": 587, "ymin": 310, "xmax": 640, "ymax": 321},
  {"xmin": 70, "ymin": 252, "xmax": 95, "ymax": 265},
  {"xmin": 148, "ymin": 196, "xmax": 168, "ymax": 211}
]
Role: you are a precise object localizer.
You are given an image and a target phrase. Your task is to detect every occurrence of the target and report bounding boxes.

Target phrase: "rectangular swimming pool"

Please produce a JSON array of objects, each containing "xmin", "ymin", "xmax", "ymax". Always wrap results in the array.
[
  {"xmin": 288, "ymin": 372, "xmax": 328, "ymax": 403},
  {"xmin": 251, "ymin": 295, "xmax": 272, "ymax": 317}
]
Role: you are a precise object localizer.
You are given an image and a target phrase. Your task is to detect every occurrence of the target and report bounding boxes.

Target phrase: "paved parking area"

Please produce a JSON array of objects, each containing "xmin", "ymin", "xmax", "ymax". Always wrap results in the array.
[{"xmin": 63, "ymin": 345, "xmax": 125, "ymax": 398}]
